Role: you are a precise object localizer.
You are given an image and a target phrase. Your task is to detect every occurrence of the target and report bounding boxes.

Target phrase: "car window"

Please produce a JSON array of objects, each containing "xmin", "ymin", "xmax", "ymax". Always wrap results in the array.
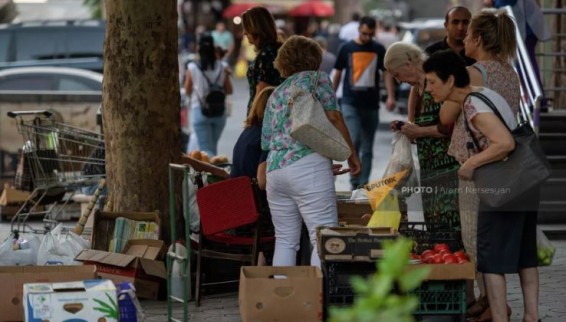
[
  {"xmin": 0, "ymin": 74, "xmax": 55, "ymax": 90},
  {"xmin": 57, "ymin": 75, "xmax": 102, "ymax": 91},
  {"xmin": 66, "ymin": 29, "xmax": 105, "ymax": 58},
  {"xmin": 15, "ymin": 30, "xmax": 67, "ymax": 61},
  {"xmin": 0, "ymin": 32, "xmax": 11, "ymax": 62}
]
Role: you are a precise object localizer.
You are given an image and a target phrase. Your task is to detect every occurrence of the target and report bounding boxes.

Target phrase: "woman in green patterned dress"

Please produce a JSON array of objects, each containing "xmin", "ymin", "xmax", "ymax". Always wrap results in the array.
[{"xmin": 384, "ymin": 42, "xmax": 460, "ymax": 230}]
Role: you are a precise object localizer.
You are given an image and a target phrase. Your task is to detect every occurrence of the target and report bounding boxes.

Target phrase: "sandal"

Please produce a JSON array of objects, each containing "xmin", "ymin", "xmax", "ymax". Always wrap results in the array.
[
  {"xmin": 473, "ymin": 304, "xmax": 512, "ymax": 322},
  {"xmin": 467, "ymin": 296, "xmax": 489, "ymax": 318}
]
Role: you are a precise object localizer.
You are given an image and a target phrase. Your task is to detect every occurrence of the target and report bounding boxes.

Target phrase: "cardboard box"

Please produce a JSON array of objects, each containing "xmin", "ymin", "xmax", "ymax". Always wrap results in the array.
[
  {"xmin": 91, "ymin": 210, "xmax": 161, "ymax": 251},
  {"xmin": 239, "ymin": 266, "xmax": 323, "ymax": 322},
  {"xmin": 317, "ymin": 226, "xmax": 397, "ymax": 262},
  {"xmin": 0, "ymin": 184, "xmax": 30, "ymax": 206},
  {"xmin": 336, "ymin": 191, "xmax": 372, "ymax": 226},
  {"xmin": 23, "ymin": 279, "xmax": 117, "ymax": 322},
  {"xmin": 0, "ymin": 265, "xmax": 96, "ymax": 322},
  {"xmin": 405, "ymin": 262, "xmax": 476, "ymax": 280},
  {"xmin": 75, "ymin": 239, "xmax": 166, "ymax": 299}
]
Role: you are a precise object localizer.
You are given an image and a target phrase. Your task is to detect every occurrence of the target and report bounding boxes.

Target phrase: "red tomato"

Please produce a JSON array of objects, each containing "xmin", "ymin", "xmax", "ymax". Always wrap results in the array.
[
  {"xmin": 454, "ymin": 250, "xmax": 468, "ymax": 259},
  {"xmin": 434, "ymin": 243, "xmax": 450, "ymax": 253},
  {"xmin": 457, "ymin": 257, "xmax": 469, "ymax": 264},
  {"xmin": 441, "ymin": 252, "xmax": 454, "ymax": 260},
  {"xmin": 443, "ymin": 255, "xmax": 457, "ymax": 264},
  {"xmin": 421, "ymin": 250, "xmax": 434, "ymax": 260},
  {"xmin": 432, "ymin": 254, "xmax": 444, "ymax": 264}
]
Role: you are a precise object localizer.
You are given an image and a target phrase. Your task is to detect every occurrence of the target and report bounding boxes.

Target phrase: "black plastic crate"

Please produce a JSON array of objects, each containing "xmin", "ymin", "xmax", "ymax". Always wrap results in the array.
[
  {"xmin": 323, "ymin": 261, "xmax": 376, "ymax": 308},
  {"xmin": 323, "ymin": 260, "xmax": 467, "ymax": 321},
  {"xmin": 399, "ymin": 222, "xmax": 463, "ymax": 254},
  {"xmin": 413, "ymin": 280, "xmax": 466, "ymax": 315}
]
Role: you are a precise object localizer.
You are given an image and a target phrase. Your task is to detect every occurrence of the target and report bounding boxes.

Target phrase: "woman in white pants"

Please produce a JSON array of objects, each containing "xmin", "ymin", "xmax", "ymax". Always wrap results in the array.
[{"xmin": 261, "ymin": 36, "xmax": 361, "ymax": 267}]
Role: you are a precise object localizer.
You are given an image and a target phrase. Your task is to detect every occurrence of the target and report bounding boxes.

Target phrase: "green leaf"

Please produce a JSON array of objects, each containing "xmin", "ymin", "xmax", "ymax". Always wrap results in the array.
[
  {"xmin": 398, "ymin": 266, "xmax": 431, "ymax": 292},
  {"xmin": 92, "ymin": 298, "xmax": 112, "ymax": 311}
]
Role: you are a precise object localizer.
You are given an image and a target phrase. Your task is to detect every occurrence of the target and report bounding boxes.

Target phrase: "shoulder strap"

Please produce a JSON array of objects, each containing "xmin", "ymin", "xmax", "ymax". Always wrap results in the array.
[
  {"xmin": 472, "ymin": 63, "xmax": 488, "ymax": 85},
  {"xmin": 311, "ymin": 71, "xmax": 321, "ymax": 97},
  {"xmin": 212, "ymin": 63, "xmax": 223, "ymax": 86},
  {"xmin": 196, "ymin": 63, "xmax": 214, "ymax": 86},
  {"xmin": 463, "ymin": 91, "xmax": 511, "ymax": 151}
]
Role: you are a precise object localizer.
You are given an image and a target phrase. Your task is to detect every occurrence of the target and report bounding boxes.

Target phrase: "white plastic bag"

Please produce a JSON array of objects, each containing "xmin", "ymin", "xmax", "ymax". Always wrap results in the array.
[
  {"xmin": 37, "ymin": 223, "xmax": 90, "ymax": 265},
  {"xmin": 0, "ymin": 234, "xmax": 41, "ymax": 266},
  {"xmin": 382, "ymin": 132, "xmax": 419, "ymax": 193}
]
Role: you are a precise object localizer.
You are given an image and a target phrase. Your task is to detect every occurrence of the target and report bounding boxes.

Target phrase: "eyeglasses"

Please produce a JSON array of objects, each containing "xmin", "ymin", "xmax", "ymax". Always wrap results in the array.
[{"xmin": 359, "ymin": 31, "xmax": 374, "ymax": 38}]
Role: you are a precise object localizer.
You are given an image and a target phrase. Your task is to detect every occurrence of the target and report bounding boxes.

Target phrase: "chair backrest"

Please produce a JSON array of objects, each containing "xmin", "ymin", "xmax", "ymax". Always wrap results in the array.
[{"xmin": 196, "ymin": 176, "xmax": 259, "ymax": 236}]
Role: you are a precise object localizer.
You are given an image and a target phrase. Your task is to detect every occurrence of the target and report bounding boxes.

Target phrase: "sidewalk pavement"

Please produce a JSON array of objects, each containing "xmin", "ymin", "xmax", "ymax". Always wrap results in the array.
[{"xmin": 141, "ymin": 240, "xmax": 566, "ymax": 322}]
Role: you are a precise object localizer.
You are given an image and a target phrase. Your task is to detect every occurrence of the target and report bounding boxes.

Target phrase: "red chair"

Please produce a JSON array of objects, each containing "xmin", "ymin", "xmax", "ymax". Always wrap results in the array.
[{"xmin": 195, "ymin": 176, "xmax": 274, "ymax": 306}]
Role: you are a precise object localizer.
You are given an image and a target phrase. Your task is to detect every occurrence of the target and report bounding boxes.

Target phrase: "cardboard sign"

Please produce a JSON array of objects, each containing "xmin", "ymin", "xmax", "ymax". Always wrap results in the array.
[{"xmin": 239, "ymin": 266, "xmax": 323, "ymax": 322}]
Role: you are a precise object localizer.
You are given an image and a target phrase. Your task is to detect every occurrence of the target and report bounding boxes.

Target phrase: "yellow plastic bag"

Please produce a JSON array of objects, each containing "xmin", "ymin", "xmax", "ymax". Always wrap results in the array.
[
  {"xmin": 365, "ymin": 169, "xmax": 408, "ymax": 211},
  {"xmin": 367, "ymin": 191, "xmax": 401, "ymax": 230},
  {"xmin": 235, "ymin": 59, "xmax": 248, "ymax": 79}
]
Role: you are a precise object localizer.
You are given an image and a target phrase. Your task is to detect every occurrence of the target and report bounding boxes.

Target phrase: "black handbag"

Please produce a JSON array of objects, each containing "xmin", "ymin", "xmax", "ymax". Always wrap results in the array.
[{"xmin": 463, "ymin": 91, "xmax": 552, "ymax": 207}]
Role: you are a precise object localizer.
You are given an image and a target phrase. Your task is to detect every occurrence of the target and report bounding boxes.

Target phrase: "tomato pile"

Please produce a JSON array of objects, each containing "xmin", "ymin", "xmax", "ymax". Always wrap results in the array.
[{"xmin": 411, "ymin": 243, "xmax": 470, "ymax": 264}]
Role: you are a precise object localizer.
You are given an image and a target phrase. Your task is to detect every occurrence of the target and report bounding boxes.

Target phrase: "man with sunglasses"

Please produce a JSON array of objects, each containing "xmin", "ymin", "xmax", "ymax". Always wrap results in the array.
[{"xmin": 332, "ymin": 16, "xmax": 396, "ymax": 189}]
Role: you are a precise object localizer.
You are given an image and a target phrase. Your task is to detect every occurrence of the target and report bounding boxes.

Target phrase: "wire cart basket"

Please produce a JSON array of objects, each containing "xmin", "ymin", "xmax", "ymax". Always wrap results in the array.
[{"xmin": 7, "ymin": 110, "xmax": 105, "ymax": 235}]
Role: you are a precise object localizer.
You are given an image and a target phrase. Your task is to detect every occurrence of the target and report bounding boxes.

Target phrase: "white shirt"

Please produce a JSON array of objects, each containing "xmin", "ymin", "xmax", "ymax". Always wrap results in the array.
[
  {"xmin": 469, "ymin": 87, "xmax": 518, "ymax": 133},
  {"xmin": 187, "ymin": 61, "xmax": 227, "ymax": 109}
]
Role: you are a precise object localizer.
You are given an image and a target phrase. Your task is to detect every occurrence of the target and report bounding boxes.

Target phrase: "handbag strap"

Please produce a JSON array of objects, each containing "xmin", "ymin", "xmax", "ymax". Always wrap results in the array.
[
  {"xmin": 310, "ymin": 71, "xmax": 321, "ymax": 98},
  {"xmin": 463, "ymin": 91, "xmax": 511, "ymax": 152}
]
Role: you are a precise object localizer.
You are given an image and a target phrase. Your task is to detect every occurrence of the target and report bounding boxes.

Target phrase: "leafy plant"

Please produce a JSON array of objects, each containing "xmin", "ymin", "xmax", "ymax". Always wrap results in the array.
[
  {"xmin": 93, "ymin": 292, "xmax": 119, "ymax": 320},
  {"xmin": 329, "ymin": 238, "xmax": 430, "ymax": 322}
]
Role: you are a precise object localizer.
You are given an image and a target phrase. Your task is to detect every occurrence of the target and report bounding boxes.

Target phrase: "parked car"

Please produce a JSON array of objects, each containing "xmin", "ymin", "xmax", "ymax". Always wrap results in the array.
[
  {"xmin": 0, "ymin": 66, "xmax": 103, "ymax": 92},
  {"xmin": 0, "ymin": 20, "xmax": 105, "ymax": 72},
  {"xmin": 398, "ymin": 18, "xmax": 445, "ymax": 49}
]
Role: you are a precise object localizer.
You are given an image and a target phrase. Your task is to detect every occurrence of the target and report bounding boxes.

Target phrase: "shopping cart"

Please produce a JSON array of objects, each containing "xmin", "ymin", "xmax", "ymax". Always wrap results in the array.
[{"xmin": 7, "ymin": 110, "xmax": 105, "ymax": 235}]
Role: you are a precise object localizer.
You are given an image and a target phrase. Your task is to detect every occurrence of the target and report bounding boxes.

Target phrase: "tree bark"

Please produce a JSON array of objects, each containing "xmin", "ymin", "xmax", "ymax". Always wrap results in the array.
[{"xmin": 103, "ymin": 0, "xmax": 180, "ymax": 241}]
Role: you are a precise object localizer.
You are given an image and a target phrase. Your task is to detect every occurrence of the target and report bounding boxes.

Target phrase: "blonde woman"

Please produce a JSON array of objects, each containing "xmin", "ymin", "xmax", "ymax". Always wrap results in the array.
[
  {"xmin": 442, "ymin": 10, "xmax": 520, "ymax": 320},
  {"xmin": 384, "ymin": 42, "xmax": 460, "ymax": 230}
]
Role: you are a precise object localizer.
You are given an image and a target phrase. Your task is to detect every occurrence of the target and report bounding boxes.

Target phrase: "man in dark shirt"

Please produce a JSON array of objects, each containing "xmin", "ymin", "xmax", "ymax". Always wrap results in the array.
[
  {"xmin": 425, "ymin": 6, "xmax": 476, "ymax": 66},
  {"xmin": 332, "ymin": 16, "xmax": 396, "ymax": 189}
]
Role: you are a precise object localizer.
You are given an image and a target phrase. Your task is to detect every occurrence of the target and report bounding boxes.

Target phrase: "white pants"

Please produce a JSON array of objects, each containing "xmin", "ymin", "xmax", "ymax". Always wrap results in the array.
[{"xmin": 267, "ymin": 153, "xmax": 338, "ymax": 268}]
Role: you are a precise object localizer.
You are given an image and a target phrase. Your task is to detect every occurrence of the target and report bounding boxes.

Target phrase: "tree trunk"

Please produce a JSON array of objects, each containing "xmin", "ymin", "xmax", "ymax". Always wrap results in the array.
[{"xmin": 103, "ymin": 0, "xmax": 180, "ymax": 241}]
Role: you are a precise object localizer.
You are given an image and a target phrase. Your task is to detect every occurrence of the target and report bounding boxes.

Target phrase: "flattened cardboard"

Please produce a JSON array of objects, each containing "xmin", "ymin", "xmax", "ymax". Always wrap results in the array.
[
  {"xmin": 317, "ymin": 226, "xmax": 398, "ymax": 261},
  {"xmin": 239, "ymin": 266, "xmax": 323, "ymax": 322},
  {"xmin": 0, "ymin": 265, "xmax": 96, "ymax": 322},
  {"xmin": 405, "ymin": 262, "xmax": 476, "ymax": 280}
]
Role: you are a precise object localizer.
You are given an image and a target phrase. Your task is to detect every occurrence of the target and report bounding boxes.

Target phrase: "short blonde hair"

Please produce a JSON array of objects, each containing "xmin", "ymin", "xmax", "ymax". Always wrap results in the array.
[
  {"xmin": 274, "ymin": 35, "xmax": 322, "ymax": 78},
  {"xmin": 245, "ymin": 86, "xmax": 275, "ymax": 128},
  {"xmin": 384, "ymin": 42, "xmax": 427, "ymax": 72}
]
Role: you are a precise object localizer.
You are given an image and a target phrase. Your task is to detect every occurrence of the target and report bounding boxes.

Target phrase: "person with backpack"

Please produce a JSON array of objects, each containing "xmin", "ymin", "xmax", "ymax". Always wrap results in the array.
[{"xmin": 184, "ymin": 33, "xmax": 233, "ymax": 157}]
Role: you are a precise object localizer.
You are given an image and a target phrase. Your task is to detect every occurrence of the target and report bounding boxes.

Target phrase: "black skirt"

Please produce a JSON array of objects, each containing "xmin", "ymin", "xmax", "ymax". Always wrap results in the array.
[{"xmin": 476, "ymin": 186, "xmax": 540, "ymax": 274}]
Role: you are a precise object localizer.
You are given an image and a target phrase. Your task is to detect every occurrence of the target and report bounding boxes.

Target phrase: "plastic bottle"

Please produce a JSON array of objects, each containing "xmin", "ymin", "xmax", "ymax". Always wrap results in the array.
[
  {"xmin": 118, "ymin": 282, "xmax": 143, "ymax": 322},
  {"xmin": 169, "ymin": 241, "xmax": 191, "ymax": 301}
]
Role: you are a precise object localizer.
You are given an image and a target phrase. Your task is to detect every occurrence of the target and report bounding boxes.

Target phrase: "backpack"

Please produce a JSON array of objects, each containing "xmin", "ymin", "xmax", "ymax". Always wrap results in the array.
[{"xmin": 197, "ymin": 63, "xmax": 226, "ymax": 117}]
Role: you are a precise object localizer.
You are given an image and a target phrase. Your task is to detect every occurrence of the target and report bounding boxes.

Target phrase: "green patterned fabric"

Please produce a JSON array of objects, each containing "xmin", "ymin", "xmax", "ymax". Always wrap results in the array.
[{"xmin": 414, "ymin": 90, "xmax": 461, "ymax": 229}]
